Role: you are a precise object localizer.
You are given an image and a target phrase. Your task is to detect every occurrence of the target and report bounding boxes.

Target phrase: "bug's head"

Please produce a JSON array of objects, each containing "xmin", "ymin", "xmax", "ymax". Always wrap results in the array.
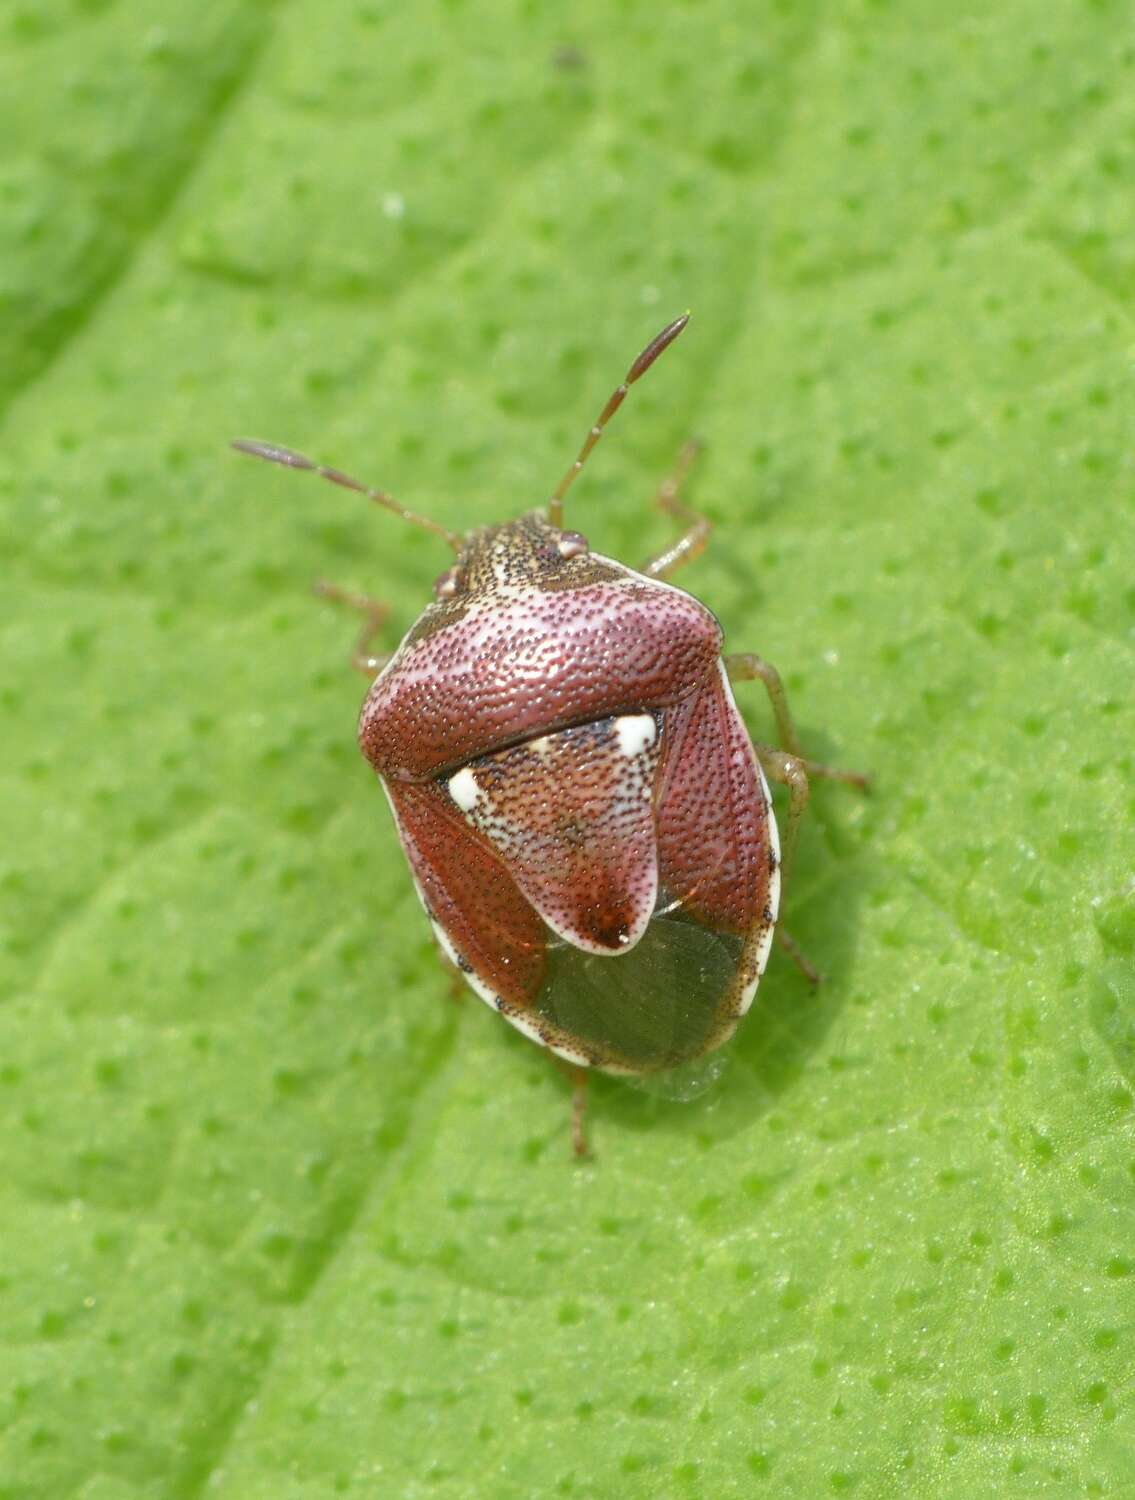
[{"xmin": 434, "ymin": 514, "xmax": 608, "ymax": 601}]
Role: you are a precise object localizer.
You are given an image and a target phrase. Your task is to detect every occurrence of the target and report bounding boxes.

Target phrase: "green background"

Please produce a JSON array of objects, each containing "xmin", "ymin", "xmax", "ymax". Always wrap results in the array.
[{"xmin": 2, "ymin": 2, "xmax": 1133, "ymax": 1496}]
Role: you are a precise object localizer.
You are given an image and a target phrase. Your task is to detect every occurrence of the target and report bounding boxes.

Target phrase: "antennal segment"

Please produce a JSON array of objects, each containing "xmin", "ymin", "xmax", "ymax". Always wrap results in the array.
[
  {"xmin": 232, "ymin": 438, "xmax": 462, "ymax": 551},
  {"xmin": 547, "ymin": 313, "xmax": 689, "ymax": 529}
]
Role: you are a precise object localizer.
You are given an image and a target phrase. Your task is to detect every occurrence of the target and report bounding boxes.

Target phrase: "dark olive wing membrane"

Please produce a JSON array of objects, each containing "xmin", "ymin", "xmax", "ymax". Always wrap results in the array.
[{"xmin": 534, "ymin": 899, "xmax": 748, "ymax": 1072}]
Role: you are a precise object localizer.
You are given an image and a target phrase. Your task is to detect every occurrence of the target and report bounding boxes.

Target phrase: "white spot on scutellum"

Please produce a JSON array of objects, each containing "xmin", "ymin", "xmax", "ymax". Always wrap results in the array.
[
  {"xmin": 614, "ymin": 712, "xmax": 657, "ymax": 760},
  {"xmin": 447, "ymin": 766, "xmax": 481, "ymax": 811}
]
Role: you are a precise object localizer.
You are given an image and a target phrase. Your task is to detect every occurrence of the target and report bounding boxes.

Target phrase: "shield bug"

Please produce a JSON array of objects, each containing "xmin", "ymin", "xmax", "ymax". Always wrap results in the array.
[{"xmin": 234, "ymin": 316, "xmax": 867, "ymax": 1155}]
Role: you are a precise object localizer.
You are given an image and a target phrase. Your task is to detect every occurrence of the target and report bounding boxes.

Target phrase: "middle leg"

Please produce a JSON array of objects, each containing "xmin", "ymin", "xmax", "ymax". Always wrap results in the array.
[
  {"xmin": 727, "ymin": 652, "xmax": 870, "ymax": 791},
  {"xmin": 726, "ymin": 652, "xmax": 869, "ymax": 983}
]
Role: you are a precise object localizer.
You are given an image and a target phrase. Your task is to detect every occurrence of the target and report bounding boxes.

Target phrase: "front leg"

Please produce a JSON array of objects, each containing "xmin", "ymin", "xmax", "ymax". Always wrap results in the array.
[{"xmin": 313, "ymin": 580, "xmax": 393, "ymax": 678}]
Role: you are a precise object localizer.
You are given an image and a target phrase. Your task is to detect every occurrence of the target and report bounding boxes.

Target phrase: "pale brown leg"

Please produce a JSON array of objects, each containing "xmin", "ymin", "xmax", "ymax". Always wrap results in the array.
[
  {"xmin": 754, "ymin": 744, "xmax": 811, "ymax": 890},
  {"xmin": 639, "ymin": 439, "xmax": 713, "ymax": 579},
  {"xmin": 729, "ymin": 658, "xmax": 868, "ymax": 984},
  {"xmin": 727, "ymin": 654, "xmax": 870, "ymax": 789},
  {"xmin": 552, "ymin": 1058, "xmax": 592, "ymax": 1159},
  {"xmin": 754, "ymin": 744, "xmax": 822, "ymax": 983},
  {"xmin": 569, "ymin": 1065, "xmax": 590, "ymax": 1160},
  {"xmin": 313, "ymin": 580, "xmax": 392, "ymax": 677},
  {"xmin": 725, "ymin": 652, "xmax": 802, "ymax": 756},
  {"xmin": 775, "ymin": 926, "xmax": 822, "ymax": 985},
  {"xmin": 738, "ymin": 650, "xmax": 870, "ymax": 887}
]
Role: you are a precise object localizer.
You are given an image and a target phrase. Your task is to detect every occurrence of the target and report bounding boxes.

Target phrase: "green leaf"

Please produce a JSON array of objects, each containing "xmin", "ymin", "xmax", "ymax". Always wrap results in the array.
[{"xmin": 2, "ymin": 3, "xmax": 1132, "ymax": 1496}]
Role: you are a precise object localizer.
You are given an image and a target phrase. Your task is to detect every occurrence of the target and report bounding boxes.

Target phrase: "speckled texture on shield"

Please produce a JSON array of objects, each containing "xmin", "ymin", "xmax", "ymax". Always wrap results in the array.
[
  {"xmin": 358, "ymin": 518, "xmax": 722, "ymax": 780},
  {"xmin": 656, "ymin": 662, "xmax": 774, "ymax": 936},
  {"xmin": 449, "ymin": 713, "xmax": 662, "ymax": 955},
  {"xmin": 386, "ymin": 779, "xmax": 545, "ymax": 1008}
]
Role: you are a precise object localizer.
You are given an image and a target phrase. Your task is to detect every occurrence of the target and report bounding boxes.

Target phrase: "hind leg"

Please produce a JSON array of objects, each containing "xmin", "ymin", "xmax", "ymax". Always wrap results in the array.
[{"xmin": 728, "ymin": 653, "xmax": 869, "ymax": 788}]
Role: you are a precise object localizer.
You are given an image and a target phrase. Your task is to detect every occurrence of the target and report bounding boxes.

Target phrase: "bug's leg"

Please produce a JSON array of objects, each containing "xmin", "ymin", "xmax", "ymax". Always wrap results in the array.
[
  {"xmin": 569, "ymin": 1065, "xmax": 591, "ymax": 1160},
  {"xmin": 639, "ymin": 439, "xmax": 713, "ymax": 579},
  {"xmin": 313, "ymin": 580, "xmax": 393, "ymax": 678},
  {"xmin": 775, "ymin": 926, "xmax": 822, "ymax": 986},
  {"xmin": 752, "ymin": 744, "xmax": 823, "ymax": 984},
  {"xmin": 552, "ymin": 1058, "xmax": 592, "ymax": 1159},
  {"xmin": 726, "ymin": 653, "xmax": 871, "ymax": 790},
  {"xmin": 754, "ymin": 744, "xmax": 811, "ymax": 891},
  {"xmin": 726, "ymin": 652, "xmax": 803, "ymax": 756},
  {"xmin": 735, "ymin": 649, "xmax": 868, "ymax": 879}
]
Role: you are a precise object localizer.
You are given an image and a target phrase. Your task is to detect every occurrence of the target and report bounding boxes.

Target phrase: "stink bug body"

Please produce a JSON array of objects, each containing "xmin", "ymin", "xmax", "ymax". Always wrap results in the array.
[{"xmin": 235, "ymin": 317, "xmax": 866, "ymax": 1153}]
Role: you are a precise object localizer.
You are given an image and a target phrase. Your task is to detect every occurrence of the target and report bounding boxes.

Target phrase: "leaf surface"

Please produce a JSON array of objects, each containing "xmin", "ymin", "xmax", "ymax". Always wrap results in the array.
[{"xmin": 2, "ymin": 4, "xmax": 1133, "ymax": 1496}]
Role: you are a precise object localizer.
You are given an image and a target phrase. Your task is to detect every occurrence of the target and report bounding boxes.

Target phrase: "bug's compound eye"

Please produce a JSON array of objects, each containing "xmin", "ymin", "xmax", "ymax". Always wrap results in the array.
[
  {"xmin": 434, "ymin": 566, "xmax": 464, "ymax": 600},
  {"xmin": 556, "ymin": 530, "xmax": 589, "ymax": 560}
]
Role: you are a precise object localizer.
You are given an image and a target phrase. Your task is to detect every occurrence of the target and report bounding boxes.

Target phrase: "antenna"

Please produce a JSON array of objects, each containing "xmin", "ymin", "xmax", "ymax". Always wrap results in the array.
[
  {"xmin": 231, "ymin": 439, "xmax": 462, "ymax": 551},
  {"xmin": 547, "ymin": 313, "xmax": 689, "ymax": 529}
]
